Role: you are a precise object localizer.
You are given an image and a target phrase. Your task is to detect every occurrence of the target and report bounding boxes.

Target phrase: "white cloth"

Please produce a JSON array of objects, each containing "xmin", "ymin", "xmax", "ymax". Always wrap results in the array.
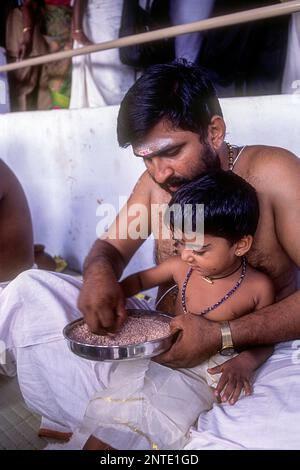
[
  {"xmin": 0, "ymin": 269, "xmax": 300, "ymax": 449},
  {"xmin": 0, "ymin": 264, "xmax": 37, "ymax": 376},
  {"xmin": 185, "ymin": 341, "xmax": 300, "ymax": 450},
  {"xmin": 70, "ymin": 0, "xmax": 134, "ymax": 108},
  {"xmin": 70, "ymin": 355, "xmax": 230, "ymax": 450},
  {"xmin": 282, "ymin": 12, "xmax": 300, "ymax": 94},
  {"xmin": 0, "ymin": 269, "xmax": 150, "ymax": 432},
  {"xmin": 0, "ymin": 263, "xmax": 37, "ymax": 294},
  {"xmin": 0, "ymin": 280, "xmax": 9, "ymax": 293}
]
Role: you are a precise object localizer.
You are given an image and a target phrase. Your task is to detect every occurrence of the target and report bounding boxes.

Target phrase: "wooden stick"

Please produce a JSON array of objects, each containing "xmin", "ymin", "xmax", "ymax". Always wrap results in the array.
[{"xmin": 1, "ymin": 0, "xmax": 300, "ymax": 73}]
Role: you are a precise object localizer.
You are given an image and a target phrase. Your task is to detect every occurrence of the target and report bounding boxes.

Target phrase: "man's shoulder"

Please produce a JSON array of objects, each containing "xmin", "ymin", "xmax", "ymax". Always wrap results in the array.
[
  {"xmin": 130, "ymin": 170, "xmax": 153, "ymax": 199},
  {"xmin": 137, "ymin": 171, "xmax": 171, "ymax": 204},
  {"xmin": 245, "ymin": 145, "xmax": 300, "ymax": 189},
  {"xmin": 247, "ymin": 144, "xmax": 300, "ymax": 171},
  {"xmin": 130, "ymin": 171, "xmax": 170, "ymax": 208}
]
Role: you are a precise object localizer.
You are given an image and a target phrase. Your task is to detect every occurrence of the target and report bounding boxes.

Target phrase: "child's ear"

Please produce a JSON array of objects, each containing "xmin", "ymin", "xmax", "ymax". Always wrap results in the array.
[{"xmin": 234, "ymin": 235, "xmax": 253, "ymax": 257}]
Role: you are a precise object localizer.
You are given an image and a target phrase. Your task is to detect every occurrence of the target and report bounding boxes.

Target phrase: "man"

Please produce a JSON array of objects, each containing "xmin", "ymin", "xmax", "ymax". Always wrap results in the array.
[
  {"xmin": 0, "ymin": 158, "xmax": 34, "ymax": 376},
  {"xmin": 6, "ymin": 0, "xmax": 50, "ymax": 111},
  {"xmin": 80, "ymin": 61, "xmax": 300, "ymax": 361},
  {"xmin": 0, "ymin": 159, "xmax": 34, "ymax": 288},
  {"xmin": 1, "ymin": 61, "xmax": 300, "ymax": 448}
]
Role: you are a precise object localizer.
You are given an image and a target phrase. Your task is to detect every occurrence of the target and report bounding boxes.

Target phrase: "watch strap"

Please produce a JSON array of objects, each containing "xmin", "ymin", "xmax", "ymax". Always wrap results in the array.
[{"xmin": 219, "ymin": 321, "xmax": 234, "ymax": 351}]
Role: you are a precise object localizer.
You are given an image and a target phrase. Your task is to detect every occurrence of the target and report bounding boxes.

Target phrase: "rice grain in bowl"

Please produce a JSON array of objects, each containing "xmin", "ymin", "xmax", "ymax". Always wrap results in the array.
[{"xmin": 63, "ymin": 309, "xmax": 175, "ymax": 362}]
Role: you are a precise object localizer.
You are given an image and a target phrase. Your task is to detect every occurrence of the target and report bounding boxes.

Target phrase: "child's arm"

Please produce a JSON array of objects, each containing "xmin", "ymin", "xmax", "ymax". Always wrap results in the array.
[
  {"xmin": 120, "ymin": 256, "xmax": 180, "ymax": 298},
  {"xmin": 209, "ymin": 274, "xmax": 275, "ymax": 405}
]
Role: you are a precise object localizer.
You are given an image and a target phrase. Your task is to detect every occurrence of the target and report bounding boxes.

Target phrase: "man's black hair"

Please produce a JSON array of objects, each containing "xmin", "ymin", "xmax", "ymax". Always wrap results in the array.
[
  {"xmin": 117, "ymin": 59, "xmax": 223, "ymax": 148},
  {"xmin": 167, "ymin": 170, "xmax": 259, "ymax": 244}
]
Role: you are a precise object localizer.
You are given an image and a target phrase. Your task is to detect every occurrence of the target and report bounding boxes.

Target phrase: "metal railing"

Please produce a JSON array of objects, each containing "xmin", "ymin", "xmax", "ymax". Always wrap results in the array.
[{"xmin": 0, "ymin": 0, "xmax": 300, "ymax": 73}]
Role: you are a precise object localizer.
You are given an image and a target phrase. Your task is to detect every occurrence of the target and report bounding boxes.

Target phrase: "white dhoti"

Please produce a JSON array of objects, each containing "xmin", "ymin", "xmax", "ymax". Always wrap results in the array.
[
  {"xmin": 0, "ymin": 263, "xmax": 37, "ymax": 376},
  {"xmin": 0, "ymin": 279, "xmax": 10, "ymax": 293},
  {"xmin": 282, "ymin": 12, "xmax": 300, "ymax": 94},
  {"xmin": 72, "ymin": 352, "xmax": 236, "ymax": 450},
  {"xmin": 0, "ymin": 269, "xmax": 300, "ymax": 449},
  {"xmin": 70, "ymin": 0, "xmax": 134, "ymax": 108},
  {"xmin": 185, "ymin": 341, "xmax": 300, "ymax": 450},
  {"xmin": 0, "ymin": 269, "xmax": 149, "ymax": 435}
]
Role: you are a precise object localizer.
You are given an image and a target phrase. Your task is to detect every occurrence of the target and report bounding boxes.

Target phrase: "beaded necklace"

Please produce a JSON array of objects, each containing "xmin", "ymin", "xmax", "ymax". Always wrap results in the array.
[
  {"xmin": 226, "ymin": 141, "xmax": 247, "ymax": 171},
  {"xmin": 181, "ymin": 256, "xmax": 247, "ymax": 315}
]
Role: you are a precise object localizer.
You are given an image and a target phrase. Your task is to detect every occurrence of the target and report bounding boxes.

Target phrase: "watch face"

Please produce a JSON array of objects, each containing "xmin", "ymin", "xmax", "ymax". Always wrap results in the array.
[{"xmin": 220, "ymin": 347, "xmax": 235, "ymax": 357}]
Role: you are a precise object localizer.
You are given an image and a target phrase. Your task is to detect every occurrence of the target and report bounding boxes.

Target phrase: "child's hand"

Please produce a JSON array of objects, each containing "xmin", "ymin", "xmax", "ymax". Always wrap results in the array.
[{"xmin": 208, "ymin": 354, "xmax": 255, "ymax": 405}]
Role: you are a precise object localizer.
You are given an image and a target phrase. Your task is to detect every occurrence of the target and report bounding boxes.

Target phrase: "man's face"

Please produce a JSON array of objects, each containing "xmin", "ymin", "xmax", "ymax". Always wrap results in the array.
[{"xmin": 133, "ymin": 119, "xmax": 220, "ymax": 193}]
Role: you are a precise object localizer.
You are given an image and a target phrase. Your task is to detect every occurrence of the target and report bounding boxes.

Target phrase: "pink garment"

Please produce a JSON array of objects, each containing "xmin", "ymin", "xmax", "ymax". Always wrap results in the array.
[{"xmin": 44, "ymin": 0, "xmax": 71, "ymax": 6}]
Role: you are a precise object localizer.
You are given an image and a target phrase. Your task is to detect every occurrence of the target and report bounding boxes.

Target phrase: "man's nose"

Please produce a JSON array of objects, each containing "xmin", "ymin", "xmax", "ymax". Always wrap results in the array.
[
  {"xmin": 152, "ymin": 158, "xmax": 173, "ymax": 184},
  {"xmin": 181, "ymin": 249, "xmax": 194, "ymax": 264}
]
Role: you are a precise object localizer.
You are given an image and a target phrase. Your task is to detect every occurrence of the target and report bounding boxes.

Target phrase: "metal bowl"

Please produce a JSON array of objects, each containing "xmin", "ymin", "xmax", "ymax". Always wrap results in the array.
[{"xmin": 63, "ymin": 308, "xmax": 175, "ymax": 362}]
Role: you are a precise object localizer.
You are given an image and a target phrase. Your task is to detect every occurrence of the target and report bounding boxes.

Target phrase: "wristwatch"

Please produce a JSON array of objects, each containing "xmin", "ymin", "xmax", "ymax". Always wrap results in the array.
[{"xmin": 219, "ymin": 321, "xmax": 235, "ymax": 356}]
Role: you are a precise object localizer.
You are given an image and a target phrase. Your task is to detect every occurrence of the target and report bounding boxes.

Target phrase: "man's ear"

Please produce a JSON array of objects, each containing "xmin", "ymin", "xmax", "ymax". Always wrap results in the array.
[
  {"xmin": 234, "ymin": 235, "xmax": 253, "ymax": 257},
  {"xmin": 207, "ymin": 115, "xmax": 226, "ymax": 151}
]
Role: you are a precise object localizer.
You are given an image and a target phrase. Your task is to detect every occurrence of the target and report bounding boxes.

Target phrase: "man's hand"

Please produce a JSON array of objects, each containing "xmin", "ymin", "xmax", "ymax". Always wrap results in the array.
[
  {"xmin": 155, "ymin": 314, "xmax": 221, "ymax": 368},
  {"xmin": 208, "ymin": 353, "xmax": 254, "ymax": 405},
  {"xmin": 78, "ymin": 267, "xmax": 127, "ymax": 334}
]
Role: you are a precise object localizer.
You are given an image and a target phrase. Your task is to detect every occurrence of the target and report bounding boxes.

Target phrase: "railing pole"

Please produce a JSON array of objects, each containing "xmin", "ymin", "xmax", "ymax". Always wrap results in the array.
[{"xmin": 1, "ymin": 0, "xmax": 300, "ymax": 73}]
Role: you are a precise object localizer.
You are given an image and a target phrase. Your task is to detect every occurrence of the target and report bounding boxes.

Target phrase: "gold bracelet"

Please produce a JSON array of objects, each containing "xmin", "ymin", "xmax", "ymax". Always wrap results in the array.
[{"xmin": 23, "ymin": 26, "xmax": 32, "ymax": 33}]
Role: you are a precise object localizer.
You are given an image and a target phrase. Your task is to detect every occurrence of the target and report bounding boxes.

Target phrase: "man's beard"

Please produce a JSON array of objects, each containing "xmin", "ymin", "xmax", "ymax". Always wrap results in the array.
[{"xmin": 156, "ymin": 144, "xmax": 221, "ymax": 194}]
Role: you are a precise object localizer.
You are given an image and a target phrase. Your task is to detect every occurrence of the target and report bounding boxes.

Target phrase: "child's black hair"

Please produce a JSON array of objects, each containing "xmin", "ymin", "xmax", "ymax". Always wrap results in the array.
[{"xmin": 167, "ymin": 170, "xmax": 259, "ymax": 244}]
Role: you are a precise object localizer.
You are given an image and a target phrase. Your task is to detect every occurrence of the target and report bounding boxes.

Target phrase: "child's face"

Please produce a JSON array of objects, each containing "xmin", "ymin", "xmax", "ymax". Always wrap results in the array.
[{"xmin": 175, "ymin": 233, "xmax": 238, "ymax": 276}]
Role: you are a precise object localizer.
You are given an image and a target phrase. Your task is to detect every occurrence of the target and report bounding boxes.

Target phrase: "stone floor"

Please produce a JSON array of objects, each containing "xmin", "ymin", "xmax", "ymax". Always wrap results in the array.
[{"xmin": 0, "ymin": 375, "xmax": 47, "ymax": 450}]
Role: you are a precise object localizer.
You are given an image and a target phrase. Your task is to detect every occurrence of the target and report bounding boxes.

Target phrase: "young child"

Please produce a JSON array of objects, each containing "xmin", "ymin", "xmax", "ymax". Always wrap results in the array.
[{"xmin": 78, "ymin": 170, "xmax": 275, "ymax": 450}]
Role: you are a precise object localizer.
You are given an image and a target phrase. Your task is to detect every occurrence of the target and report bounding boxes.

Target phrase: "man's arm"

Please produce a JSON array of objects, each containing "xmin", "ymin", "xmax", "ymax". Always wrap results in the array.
[
  {"xmin": 18, "ymin": 0, "xmax": 35, "ymax": 61},
  {"xmin": 0, "ymin": 160, "xmax": 34, "ymax": 281},
  {"xmin": 71, "ymin": 0, "xmax": 93, "ymax": 46},
  {"xmin": 78, "ymin": 171, "xmax": 153, "ymax": 333}
]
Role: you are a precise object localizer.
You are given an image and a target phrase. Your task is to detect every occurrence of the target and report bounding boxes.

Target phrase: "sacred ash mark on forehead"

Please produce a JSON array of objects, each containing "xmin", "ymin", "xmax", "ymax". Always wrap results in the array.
[{"xmin": 134, "ymin": 138, "xmax": 174, "ymax": 157}]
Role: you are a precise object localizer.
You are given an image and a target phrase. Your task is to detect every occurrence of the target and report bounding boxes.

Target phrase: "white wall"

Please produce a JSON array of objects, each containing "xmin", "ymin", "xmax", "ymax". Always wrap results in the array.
[{"xmin": 0, "ymin": 95, "xmax": 300, "ymax": 274}]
